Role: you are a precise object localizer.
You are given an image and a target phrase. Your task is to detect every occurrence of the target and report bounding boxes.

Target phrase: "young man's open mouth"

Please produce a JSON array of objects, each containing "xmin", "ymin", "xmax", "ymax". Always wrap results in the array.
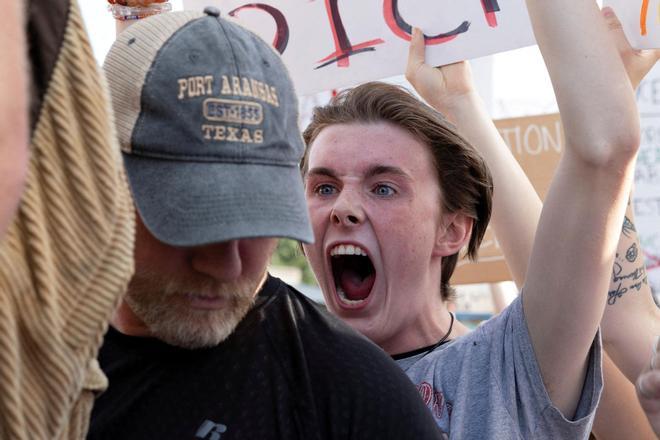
[{"xmin": 329, "ymin": 244, "xmax": 376, "ymax": 309}]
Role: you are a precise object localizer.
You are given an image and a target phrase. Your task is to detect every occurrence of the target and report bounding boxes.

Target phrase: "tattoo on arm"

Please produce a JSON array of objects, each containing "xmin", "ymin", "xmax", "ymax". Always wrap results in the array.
[
  {"xmin": 622, "ymin": 216, "xmax": 636, "ymax": 238},
  {"xmin": 608, "ymin": 213, "xmax": 649, "ymax": 305},
  {"xmin": 608, "ymin": 255, "xmax": 648, "ymax": 305}
]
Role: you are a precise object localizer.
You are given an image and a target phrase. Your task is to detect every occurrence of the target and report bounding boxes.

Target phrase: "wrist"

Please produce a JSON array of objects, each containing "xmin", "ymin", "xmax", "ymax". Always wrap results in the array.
[
  {"xmin": 108, "ymin": 2, "xmax": 172, "ymax": 21},
  {"xmin": 428, "ymin": 90, "xmax": 483, "ymax": 125}
]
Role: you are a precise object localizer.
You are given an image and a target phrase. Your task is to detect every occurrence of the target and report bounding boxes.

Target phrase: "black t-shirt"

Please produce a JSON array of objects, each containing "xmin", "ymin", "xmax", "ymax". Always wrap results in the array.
[{"xmin": 88, "ymin": 276, "xmax": 443, "ymax": 439}]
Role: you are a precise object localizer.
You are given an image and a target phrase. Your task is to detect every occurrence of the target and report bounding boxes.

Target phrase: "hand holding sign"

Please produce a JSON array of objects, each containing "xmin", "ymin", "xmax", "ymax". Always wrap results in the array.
[
  {"xmin": 604, "ymin": 7, "xmax": 660, "ymax": 89},
  {"xmin": 184, "ymin": 0, "xmax": 535, "ymax": 95},
  {"xmin": 605, "ymin": 0, "xmax": 660, "ymax": 49},
  {"xmin": 405, "ymin": 27, "xmax": 474, "ymax": 120}
]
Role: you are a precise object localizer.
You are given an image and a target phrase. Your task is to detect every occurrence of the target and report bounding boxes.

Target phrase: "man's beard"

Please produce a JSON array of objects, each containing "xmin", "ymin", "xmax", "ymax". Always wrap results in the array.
[{"xmin": 124, "ymin": 270, "xmax": 264, "ymax": 349}]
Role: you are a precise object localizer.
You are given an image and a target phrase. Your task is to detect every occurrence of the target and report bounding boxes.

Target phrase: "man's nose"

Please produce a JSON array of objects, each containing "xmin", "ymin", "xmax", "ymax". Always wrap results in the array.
[
  {"xmin": 190, "ymin": 240, "xmax": 242, "ymax": 281},
  {"xmin": 330, "ymin": 189, "xmax": 364, "ymax": 227}
]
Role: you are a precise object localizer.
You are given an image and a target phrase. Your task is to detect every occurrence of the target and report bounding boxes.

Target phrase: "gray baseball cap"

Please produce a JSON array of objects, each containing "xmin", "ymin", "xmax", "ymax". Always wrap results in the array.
[{"xmin": 103, "ymin": 7, "xmax": 313, "ymax": 246}]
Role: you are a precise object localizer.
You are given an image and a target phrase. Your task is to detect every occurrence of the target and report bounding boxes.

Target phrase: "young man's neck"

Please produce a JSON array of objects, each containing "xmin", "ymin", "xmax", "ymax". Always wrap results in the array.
[{"xmin": 383, "ymin": 300, "xmax": 458, "ymax": 356}]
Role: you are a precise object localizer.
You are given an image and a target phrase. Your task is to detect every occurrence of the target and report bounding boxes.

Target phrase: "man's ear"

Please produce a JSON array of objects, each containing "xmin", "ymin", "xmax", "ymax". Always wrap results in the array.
[{"xmin": 432, "ymin": 212, "xmax": 473, "ymax": 257}]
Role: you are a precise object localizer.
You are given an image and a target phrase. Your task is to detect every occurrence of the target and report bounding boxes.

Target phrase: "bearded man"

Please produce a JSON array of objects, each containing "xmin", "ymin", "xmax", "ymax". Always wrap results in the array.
[{"xmin": 86, "ymin": 7, "xmax": 444, "ymax": 440}]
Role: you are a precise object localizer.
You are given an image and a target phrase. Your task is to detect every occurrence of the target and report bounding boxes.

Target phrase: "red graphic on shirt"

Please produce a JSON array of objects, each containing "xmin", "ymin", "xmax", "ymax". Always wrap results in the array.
[{"xmin": 417, "ymin": 382, "xmax": 448, "ymax": 420}]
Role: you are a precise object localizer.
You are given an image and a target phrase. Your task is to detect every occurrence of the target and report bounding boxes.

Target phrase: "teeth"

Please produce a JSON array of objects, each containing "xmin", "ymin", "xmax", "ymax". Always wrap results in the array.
[
  {"xmin": 330, "ymin": 244, "xmax": 368, "ymax": 257},
  {"xmin": 337, "ymin": 287, "xmax": 367, "ymax": 305}
]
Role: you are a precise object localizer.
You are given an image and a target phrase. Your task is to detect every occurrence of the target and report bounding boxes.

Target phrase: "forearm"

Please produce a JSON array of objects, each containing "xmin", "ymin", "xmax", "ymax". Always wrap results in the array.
[
  {"xmin": 602, "ymin": 201, "xmax": 660, "ymax": 381},
  {"xmin": 0, "ymin": 0, "xmax": 29, "ymax": 238},
  {"xmin": 442, "ymin": 91, "xmax": 541, "ymax": 288},
  {"xmin": 593, "ymin": 352, "xmax": 657, "ymax": 440}
]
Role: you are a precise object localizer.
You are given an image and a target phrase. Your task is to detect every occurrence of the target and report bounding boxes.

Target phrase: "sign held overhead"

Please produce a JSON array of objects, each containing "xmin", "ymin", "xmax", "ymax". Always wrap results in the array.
[{"xmin": 184, "ymin": 0, "xmax": 536, "ymax": 95}]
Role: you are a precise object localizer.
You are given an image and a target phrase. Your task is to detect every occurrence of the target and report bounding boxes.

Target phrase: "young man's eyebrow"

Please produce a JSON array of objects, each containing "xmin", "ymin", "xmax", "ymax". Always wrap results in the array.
[
  {"xmin": 365, "ymin": 165, "xmax": 410, "ymax": 180},
  {"xmin": 305, "ymin": 165, "xmax": 410, "ymax": 180},
  {"xmin": 305, "ymin": 167, "xmax": 337, "ymax": 179}
]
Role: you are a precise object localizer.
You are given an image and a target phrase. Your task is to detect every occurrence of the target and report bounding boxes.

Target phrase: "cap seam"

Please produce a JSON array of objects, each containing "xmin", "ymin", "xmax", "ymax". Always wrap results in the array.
[
  {"xmin": 216, "ymin": 16, "xmax": 247, "ymax": 159},
  {"xmin": 131, "ymin": 16, "xmax": 204, "ymax": 152}
]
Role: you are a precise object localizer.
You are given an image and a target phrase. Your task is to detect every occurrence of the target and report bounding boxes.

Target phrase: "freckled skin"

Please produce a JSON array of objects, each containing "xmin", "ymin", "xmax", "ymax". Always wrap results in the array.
[{"xmin": 303, "ymin": 122, "xmax": 454, "ymax": 354}]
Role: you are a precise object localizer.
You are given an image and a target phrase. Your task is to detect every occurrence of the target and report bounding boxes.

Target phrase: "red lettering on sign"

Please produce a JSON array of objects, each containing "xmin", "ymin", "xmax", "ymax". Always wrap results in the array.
[
  {"xmin": 383, "ymin": 0, "xmax": 470, "ymax": 44},
  {"xmin": 229, "ymin": 3, "xmax": 290, "ymax": 54},
  {"xmin": 641, "ymin": 0, "xmax": 650, "ymax": 36},
  {"xmin": 481, "ymin": 0, "xmax": 501, "ymax": 27},
  {"xmin": 316, "ymin": 0, "xmax": 384, "ymax": 69}
]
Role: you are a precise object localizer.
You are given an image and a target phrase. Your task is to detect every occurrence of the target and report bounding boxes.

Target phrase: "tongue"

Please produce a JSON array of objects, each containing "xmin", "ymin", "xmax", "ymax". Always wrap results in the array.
[{"xmin": 339, "ymin": 269, "xmax": 375, "ymax": 301}]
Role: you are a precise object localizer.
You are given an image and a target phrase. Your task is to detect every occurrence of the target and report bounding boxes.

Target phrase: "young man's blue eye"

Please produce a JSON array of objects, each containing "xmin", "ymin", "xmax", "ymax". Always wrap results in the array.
[
  {"xmin": 374, "ymin": 185, "xmax": 395, "ymax": 196},
  {"xmin": 317, "ymin": 184, "xmax": 336, "ymax": 195}
]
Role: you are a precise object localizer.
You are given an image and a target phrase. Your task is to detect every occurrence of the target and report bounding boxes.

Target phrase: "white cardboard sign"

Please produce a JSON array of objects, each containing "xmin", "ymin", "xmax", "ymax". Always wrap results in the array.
[
  {"xmin": 605, "ymin": 0, "xmax": 660, "ymax": 49},
  {"xmin": 184, "ymin": 0, "xmax": 535, "ymax": 95}
]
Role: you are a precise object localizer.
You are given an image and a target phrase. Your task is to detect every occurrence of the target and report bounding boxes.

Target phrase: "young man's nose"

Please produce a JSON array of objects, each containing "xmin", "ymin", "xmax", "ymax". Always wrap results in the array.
[
  {"xmin": 330, "ymin": 190, "xmax": 364, "ymax": 227},
  {"xmin": 190, "ymin": 240, "xmax": 242, "ymax": 280}
]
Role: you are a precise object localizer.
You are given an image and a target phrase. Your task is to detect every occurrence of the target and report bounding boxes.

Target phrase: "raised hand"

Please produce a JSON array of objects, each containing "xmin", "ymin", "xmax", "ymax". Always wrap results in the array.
[
  {"xmin": 637, "ymin": 337, "xmax": 660, "ymax": 435},
  {"xmin": 405, "ymin": 27, "xmax": 474, "ymax": 120},
  {"xmin": 603, "ymin": 7, "xmax": 660, "ymax": 90}
]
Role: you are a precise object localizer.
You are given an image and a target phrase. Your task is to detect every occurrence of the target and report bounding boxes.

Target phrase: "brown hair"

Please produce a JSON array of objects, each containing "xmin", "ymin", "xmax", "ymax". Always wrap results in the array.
[{"xmin": 301, "ymin": 82, "xmax": 493, "ymax": 301}]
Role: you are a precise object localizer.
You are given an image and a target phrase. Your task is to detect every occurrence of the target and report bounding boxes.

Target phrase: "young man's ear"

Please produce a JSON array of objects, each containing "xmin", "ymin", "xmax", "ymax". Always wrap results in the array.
[{"xmin": 432, "ymin": 212, "xmax": 473, "ymax": 257}]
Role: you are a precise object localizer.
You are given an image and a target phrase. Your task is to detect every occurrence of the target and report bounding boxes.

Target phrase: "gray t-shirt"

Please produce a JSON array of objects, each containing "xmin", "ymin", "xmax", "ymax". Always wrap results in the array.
[{"xmin": 396, "ymin": 297, "xmax": 602, "ymax": 439}]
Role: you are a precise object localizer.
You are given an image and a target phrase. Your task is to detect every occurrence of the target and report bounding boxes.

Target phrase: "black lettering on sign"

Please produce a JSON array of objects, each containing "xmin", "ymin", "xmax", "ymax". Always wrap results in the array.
[
  {"xmin": 384, "ymin": 0, "xmax": 501, "ymax": 43},
  {"xmin": 316, "ymin": 0, "xmax": 384, "ymax": 69},
  {"xmin": 229, "ymin": 3, "xmax": 290, "ymax": 54},
  {"xmin": 481, "ymin": 0, "xmax": 501, "ymax": 27}
]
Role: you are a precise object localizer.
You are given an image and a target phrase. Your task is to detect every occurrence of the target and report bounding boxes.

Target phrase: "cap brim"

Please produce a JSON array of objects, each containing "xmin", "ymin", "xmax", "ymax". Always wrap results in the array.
[{"xmin": 124, "ymin": 154, "xmax": 314, "ymax": 246}]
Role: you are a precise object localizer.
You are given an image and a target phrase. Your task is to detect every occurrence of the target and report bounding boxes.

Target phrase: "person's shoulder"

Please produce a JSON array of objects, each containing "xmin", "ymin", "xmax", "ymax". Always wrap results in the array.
[
  {"xmin": 263, "ymin": 275, "xmax": 400, "ymax": 363},
  {"xmin": 473, "ymin": 295, "xmax": 524, "ymax": 337},
  {"xmin": 261, "ymin": 278, "xmax": 445, "ymax": 438},
  {"xmin": 263, "ymin": 276, "xmax": 377, "ymax": 342},
  {"xmin": 259, "ymin": 276, "xmax": 332, "ymax": 325}
]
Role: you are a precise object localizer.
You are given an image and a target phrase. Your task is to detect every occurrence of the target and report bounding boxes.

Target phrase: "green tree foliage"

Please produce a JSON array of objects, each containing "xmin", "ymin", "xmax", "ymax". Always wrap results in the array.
[{"xmin": 271, "ymin": 239, "xmax": 318, "ymax": 285}]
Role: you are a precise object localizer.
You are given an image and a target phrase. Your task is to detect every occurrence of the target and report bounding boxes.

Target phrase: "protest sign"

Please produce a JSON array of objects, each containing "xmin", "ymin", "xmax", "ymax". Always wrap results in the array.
[
  {"xmin": 452, "ymin": 113, "xmax": 563, "ymax": 284},
  {"xmin": 605, "ymin": 0, "xmax": 660, "ymax": 49},
  {"xmin": 184, "ymin": 0, "xmax": 535, "ymax": 95}
]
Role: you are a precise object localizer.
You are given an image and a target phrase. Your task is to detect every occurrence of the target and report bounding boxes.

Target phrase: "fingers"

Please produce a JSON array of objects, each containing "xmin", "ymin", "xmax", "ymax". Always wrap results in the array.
[
  {"xmin": 601, "ymin": 7, "xmax": 623, "ymax": 33},
  {"xmin": 601, "ymin": 6, "xmax": 634, "ymax": 57},
  {"xmin": 637, "ymin": 370, "xmax": 660, "ymax": 401},
  {"xmin": 408, "ymin": 27, "xmax": 424, "ymax": 65},
  {"xmin": 405, "ymin": 27, "xmax": 425, "ymax": 82},
  {"xmin": 638, "ymin": 337, "xmax": 660, "ymax": 400}
]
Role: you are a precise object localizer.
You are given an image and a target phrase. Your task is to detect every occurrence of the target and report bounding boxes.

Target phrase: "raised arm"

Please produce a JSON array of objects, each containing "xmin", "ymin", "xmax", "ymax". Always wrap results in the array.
[
  {"xmin": 406, "ymin": 29, "xmax": 540, "ymax": 288},
  {"xmin": 598, "ymin": 9, "xmax": 660, "ymax": 383},
  {"xmin": 408, "ymin": 5, "xmax": 657, "ymax": 434},
  {"xmin": 0, "ymin": 0, "xmax": 29, "ymax": 238},
  {"xmin": 522, "ymin": 0, "xmax": 639, "ymax": 416}
]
